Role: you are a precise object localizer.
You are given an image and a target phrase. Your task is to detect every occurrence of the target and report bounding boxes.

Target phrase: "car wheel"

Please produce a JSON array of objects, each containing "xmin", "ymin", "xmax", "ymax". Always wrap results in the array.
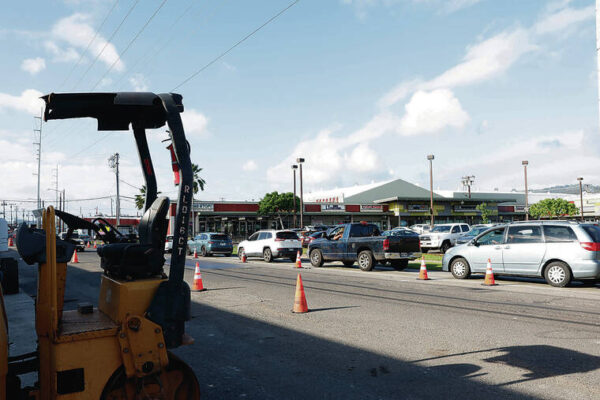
[
  {"xmin": 440, "ymin": 242, "xmax": 450, "ymax": 254},
  {"xmin": 544, "ymin": 261, "xmax": 571, "ymax": 287},
  {"xmin": 343, "ymin": 261, "xmax": 354, "ymax": 267},
  {"xmin": 390, "ymin": 259, "xmax": 408, "ymax": 271},
  {"xmin": 238, "ymin": 247, "xmax": 245, "ymax": 260},
  {"xmin": 357, "ymin": 250, "xmax": 375, "ymax": 271},
  {"xmin": 450, "ymin": 257, "xmax": 471, "ymax": 279},
  {"xmin": 310, "ymin": 249, "xmax": 324, "ymax": 267},
  {"xmin": 263, "ymin": 248, "xmax": 273, "ymax": 263},
  {"xmin": 201, "ymin": 246, "xmax": 208, "ymax": 257}
]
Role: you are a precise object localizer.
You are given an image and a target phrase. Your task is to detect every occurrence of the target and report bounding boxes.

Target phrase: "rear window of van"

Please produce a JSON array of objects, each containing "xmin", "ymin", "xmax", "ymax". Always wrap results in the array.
[
  {"xmin": 582, "ymin": 225, "xmax": 600, "ymax": 242},
  {"xmin": 277, "ymin": 231, "xmax": 299, "ymax": 240}
]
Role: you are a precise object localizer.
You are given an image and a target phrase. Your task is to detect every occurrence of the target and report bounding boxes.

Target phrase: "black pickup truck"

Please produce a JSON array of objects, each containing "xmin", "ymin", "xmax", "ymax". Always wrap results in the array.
[{"xmin": 308, "ymin": 223, "xmax": 421, "ymax": 271}]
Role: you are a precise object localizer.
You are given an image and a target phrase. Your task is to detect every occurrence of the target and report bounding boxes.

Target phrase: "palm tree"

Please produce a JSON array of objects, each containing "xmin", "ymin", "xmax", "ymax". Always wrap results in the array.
[
  {"xmin": 135, "ymin": 185, "xmax": 161, "ymax": 210},
  {"xmin": 192, "ymin": 163, "xmax": 206, "ymax": 194}
]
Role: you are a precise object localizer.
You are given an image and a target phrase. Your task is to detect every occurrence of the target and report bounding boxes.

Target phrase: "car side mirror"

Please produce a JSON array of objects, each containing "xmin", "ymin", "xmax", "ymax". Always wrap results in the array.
[{"xmin": 470, "ymin": 240, "xmax": 479, "ymax": 247}]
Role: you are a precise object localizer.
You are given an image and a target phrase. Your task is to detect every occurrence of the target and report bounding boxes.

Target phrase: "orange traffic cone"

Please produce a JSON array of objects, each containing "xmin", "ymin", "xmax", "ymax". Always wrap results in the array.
[
  {"xmin": 72, "ymin": 249, "xmax": 79, "ymax": 263},
  {"xmin": 86, "ymin": 241, "xmax": 90, "ymax": 248},
  {"xmin": 241, "ymin": 252, "xmax": 247, "ymax": 263},
  {"xmin": 483, "ymin": 259, "xmax": 497, "ymax": 286},
  {"xmin": 292, "ymin": 273, "xmax": 308, "ymax": 313},
  {"xmin": 8, "ymin": 237, "xmax": 13, "ymax": 247},
  {"xmin": 295, "ymin": 250, "xmax": 302, "ymax": 269},
  {"xmin": 93, "ymin": 241, "xmax": 97, "ymax": 249},
  {"xmin": 193, "ymin": 248, "xmax": 198, "ymax": 259},
  {"xmin": 192, "ymin": 262, "xmax": 207, "ymax": 292},
  {"xmin": 417, "ymin": 256, "xmax": 429, "ymax": 280}
]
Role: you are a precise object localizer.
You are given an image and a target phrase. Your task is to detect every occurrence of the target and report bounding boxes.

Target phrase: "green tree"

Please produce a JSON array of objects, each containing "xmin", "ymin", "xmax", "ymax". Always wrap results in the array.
[
  {"xmin": 528, "ymin": 198, "xmax": 579, "ymax": 219},
  {"xmin": 134, "ymin": 185, "xmax": 162, "ymax": 210},
  {"xmin": 476, "ymin": 202, "xmax": 492, "ymax": 224},
  {"xmin": 192, "ymin": 163, "xmax": 206, "ymax": 194},
  {"xmin": 258, "ymin": 191, "xmax": 300, "ymax": 229}
]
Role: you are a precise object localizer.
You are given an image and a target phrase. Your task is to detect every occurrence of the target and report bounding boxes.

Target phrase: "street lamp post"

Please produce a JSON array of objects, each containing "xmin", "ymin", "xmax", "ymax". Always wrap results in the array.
[
  {"xmin": 578, "ymin": 177, "xmax": 584, "ymax": 221},
  {"xmin": 296, "ymin": 158, "xmax": 305, "ymax": 229},
  {"xmin": 427, "ymin": 155, "xmax": 435, "ymax": 228},
  {"xmin": 292, "ymin": 165, "xmax": 298, "ymax": 228},
  {"xmin": 522, "ymin": 161, "xmax": 529, "ymax": 221}
]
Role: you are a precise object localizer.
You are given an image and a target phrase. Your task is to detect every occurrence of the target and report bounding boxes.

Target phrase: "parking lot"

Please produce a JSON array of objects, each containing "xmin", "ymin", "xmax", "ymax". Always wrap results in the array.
[{"xmin": 14, "ymin": 249, "xmax": 599, "ymax": 399}]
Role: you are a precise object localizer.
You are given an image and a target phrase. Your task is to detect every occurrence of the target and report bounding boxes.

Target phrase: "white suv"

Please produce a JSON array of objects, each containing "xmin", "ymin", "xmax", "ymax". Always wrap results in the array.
[
  {"xmin": 238, "ymin": 230, "xmax": 302, "ymax": 262},
  {"xmin": 419, "ymin": 223, "xmax": 470, "ymax": 253}
]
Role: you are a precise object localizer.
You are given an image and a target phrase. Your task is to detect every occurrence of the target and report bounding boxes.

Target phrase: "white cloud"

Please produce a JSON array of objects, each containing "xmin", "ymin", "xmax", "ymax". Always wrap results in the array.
[
  {"xmin": 51, "ymin": 13, "xmax": 124, "ymax": 70},
  {"xmin": 128, "ymin": 73, "xmax": 148, "ymax": 92},
  {"xmin": 399, "ymin": 89, "xmax": 469, "ymax": 135},
  {"xmin": 347, "ymin": 143, "xmax": 380, "ymax": 172},
  {"xmin": 534, "ymin": 4, "xmax": 594, "ymax": 35},
  {"xmin": 180, "ymin": 109, "xmax": 209, "ymax": 138},
  {"xmin": 443, "ymin": 0, "xmax": 481, "ymax": 14},
  {"xmin": 242, "ymin": 160, "xmax": 258, "ymax": 171},
  {"xmin": 44, "ymin": 41, "xmax": 79, "ymax": 63},
  {"xmin": 21, "ymin": 57, "xmax": 46, "ymax": 75},
  {"xmin": 0, "ymin": 89, "xmax": 44, "ymax": 115}
]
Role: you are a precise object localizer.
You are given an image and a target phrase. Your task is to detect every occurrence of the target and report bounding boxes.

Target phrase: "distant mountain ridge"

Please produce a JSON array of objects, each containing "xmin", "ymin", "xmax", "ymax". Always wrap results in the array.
[{"xmin": 530, "ymin": 184, "xmax": 600, "ymax": 194}]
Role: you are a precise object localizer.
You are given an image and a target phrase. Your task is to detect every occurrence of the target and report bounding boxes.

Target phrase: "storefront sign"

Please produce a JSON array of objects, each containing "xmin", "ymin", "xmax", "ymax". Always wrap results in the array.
[
  {"xmin": 360, "ymin": 205, "xmax": 383, "ymax": 212},
  {"xmin": 408, "ymin": 204, "xmax": 428, "ymax": 212},
  {"xmin": 321, "ymin": 204, "xmax": 344, "ymax": 212},
  {"xmin": 195, "ymin": 203, "xmax": 214, "ymax": 212}
]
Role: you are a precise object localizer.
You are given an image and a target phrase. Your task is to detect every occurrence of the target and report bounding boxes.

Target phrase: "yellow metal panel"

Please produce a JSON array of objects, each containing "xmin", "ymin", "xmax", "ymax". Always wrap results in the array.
[
  {"xmin": 53, "ymin": 336, "xmax": 122, "ymax": 400},
  {"xmin": 117, "ymin": 316, "xmax": 169, "ymax": 378},
  {"xmin": 99, "ymin": 276, "xmax": 165, "ymax": 324}
]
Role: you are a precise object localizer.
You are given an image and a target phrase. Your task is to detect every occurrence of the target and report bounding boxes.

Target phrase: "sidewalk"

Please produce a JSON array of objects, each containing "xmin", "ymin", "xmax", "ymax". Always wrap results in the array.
[{"xmin": 4, "ymin": 289, "xmax": 37, "ymax": 386}]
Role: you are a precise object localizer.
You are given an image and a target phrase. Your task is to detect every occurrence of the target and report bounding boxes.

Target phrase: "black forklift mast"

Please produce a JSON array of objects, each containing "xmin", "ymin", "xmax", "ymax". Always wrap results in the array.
[{"xmin": 42, "ymin": 92, "xmax": 192, "ymax": 348}]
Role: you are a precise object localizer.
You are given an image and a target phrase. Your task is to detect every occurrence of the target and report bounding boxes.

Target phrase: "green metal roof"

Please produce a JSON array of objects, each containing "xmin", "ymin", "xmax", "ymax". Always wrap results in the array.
[{"xmin": 345, "ymin": 179, "xmax": 445, "ymax": 203}]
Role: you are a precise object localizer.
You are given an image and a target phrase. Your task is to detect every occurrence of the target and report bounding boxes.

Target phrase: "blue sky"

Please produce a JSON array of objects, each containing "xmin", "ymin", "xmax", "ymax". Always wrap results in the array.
[{"xmin": 0, "ymin": 0, "xmax": 598, "ymax": 217}]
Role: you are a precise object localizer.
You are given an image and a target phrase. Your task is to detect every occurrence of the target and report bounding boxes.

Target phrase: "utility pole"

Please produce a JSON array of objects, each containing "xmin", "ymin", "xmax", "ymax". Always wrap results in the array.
[
  {"xmin": 596, "ymin": 0, "xmax": 600, "ymax": 130},
  {"xmin": 1, "ymin": 201, "xmax": 6, "ymax": 219},
  {"xmin": 578, "ymin": 177, "xmax": 584, "ymax": 221},
  {"xmin": 461, "ymin": 175, "xmax": 475, "ymax": 199},
  {"xmin": 296, "ymin": 158, "xmax": 305, "ymax": 229},
  {"xmin": 522, "ymin": 161, "xmax": 529, "ymax": 221},
  {"xmin": 427, "ymin": 155, "xmax": 435, "ymax": 228},
  {"xmin": 34, "ymin": 110, "xmax": 43, "ymax": 227},
  {"xmin": 292, "ymin": 165, "xmax": 298, "ymax": 228},
  {"xmin": 52, "ymin": 165, "xmax": 59, "ymax": 207},
  {"xmin": 108, "ymin": 153, "xmax": 120, "ymax": 226}
]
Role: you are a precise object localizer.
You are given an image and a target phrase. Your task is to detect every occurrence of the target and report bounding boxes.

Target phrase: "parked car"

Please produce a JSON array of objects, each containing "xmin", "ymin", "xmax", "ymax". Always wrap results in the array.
[
  {"xmin": 443, "ymin": 221, "xmax": 600, "ymax": 287},
  {"xmin": 237, "ymin": 230, "xmax": 302, "ymax": 262},
  {"xmin": 410, "ymin": 224, "xmax": 432, "ymax": 234},
  {"xmin": 59, "ymin": 231, "xmax": 86, "ymax": 252},
  {"xmin": 308, "ymin": 222, "xmax": 421, "ymax": 271},
  {"xmin": 165, "ymin": 235, "xmax": 174, "ymax": 253},
  {"xmin": 188, "ymin": 232, "xmax": 233, "ymax": 257},
  {"xmin": 382, "ymin": 228, "xmax": 419, "ymax": 236},
  {"xmin": 455, "ymin": 224, "xmax": 496, "ymax": 245},
  {"xmin": 420, "ymin": 223, "xmax": 470, "ymax": 253}
]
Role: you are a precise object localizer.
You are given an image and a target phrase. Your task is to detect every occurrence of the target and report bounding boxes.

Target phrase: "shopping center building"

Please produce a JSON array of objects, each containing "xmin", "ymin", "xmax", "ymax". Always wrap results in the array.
[{"xmin": 167, "ymin": 179, "xmax": 529, "ymax": 240}]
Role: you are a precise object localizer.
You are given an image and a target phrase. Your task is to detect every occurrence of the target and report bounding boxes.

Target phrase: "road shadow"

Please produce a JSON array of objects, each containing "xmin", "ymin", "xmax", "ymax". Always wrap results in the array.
[
  {"xmin": 175, "ymin": 300, "xmax": 543, "ymax": 399},
  {"xmin": 413, "ymin": 345, "xmax": 600, "ymax": 388}
]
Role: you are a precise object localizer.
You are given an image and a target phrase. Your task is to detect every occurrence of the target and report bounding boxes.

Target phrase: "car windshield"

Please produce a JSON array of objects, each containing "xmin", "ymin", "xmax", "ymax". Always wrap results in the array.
[
  {"xmin": 277, "ymin": 231, "xmax": 299, "ymax": 240},
  {"xmin": 431, "ymin": 226, "xmax": 451, "ymax": 233},
  {"xmin": 466, "ymin": 227, "xmax": 488, "ymax": 237},
  {"xmin": 310, "ymin": 231, "xmax": 324, "ymax": 238},
  {"xmin": 210, "ymin": 234, "xmax": 229, "ymax": 241}
]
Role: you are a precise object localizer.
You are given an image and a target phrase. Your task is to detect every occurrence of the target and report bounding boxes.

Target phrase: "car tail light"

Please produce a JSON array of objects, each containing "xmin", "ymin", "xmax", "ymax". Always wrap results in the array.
[
  {"xmin": 275, "ymin": 238, "xmax": 284, "ymax": 242},
  {"xmin": 209, "ymin": 241, "xmax": 215, "ymax": 244},
  {"xmin": 580, "ymin": 242, "xmax": 600, "ymax": 251},
  {"xmin": 383, "ymin": 238, "xmax": 390, "ymax": 251}
]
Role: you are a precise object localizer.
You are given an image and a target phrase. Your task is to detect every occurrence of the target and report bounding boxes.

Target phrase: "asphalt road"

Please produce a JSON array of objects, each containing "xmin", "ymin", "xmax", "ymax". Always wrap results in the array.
[{"xmin": 16, "ymin": 250, "xmax": 600, "ymax": 399}]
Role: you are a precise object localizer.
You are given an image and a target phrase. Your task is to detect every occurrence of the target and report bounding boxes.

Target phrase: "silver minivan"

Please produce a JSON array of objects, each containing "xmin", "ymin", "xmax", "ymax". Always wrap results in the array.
[{"xmin": 442, "ymin": 221, "xmax": 600, "ymax": 287}]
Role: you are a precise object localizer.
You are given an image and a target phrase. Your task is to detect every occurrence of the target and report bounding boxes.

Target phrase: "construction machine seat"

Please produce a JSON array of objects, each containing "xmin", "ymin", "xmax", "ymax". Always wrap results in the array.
[{"xmin": 97, "ymin": 196, "xmax": 170, "ymax": 280}]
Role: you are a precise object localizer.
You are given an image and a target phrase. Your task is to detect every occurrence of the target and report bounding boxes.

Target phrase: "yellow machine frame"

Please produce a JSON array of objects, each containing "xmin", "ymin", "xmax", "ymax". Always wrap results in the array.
[{"xmin": 23, "ymin": 207, "xmax": 191, "ymax": 399}]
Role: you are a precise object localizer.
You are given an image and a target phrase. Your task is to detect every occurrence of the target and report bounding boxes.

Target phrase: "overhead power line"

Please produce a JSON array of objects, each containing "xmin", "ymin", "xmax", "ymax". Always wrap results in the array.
[
  {"xmin": 58, "ymin": 0, "xmax": 120, "ymax": 91},
  {"xmin": 71, "ymin": 0, "xmax": 141, "ymax": 90},
  {"xmin": 91, "ymin": 0, "xmax": 169, "ymax": 91},
  {"xmin": 171, "ymin": 0, "xmax": 300, "ymax": 91}
]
